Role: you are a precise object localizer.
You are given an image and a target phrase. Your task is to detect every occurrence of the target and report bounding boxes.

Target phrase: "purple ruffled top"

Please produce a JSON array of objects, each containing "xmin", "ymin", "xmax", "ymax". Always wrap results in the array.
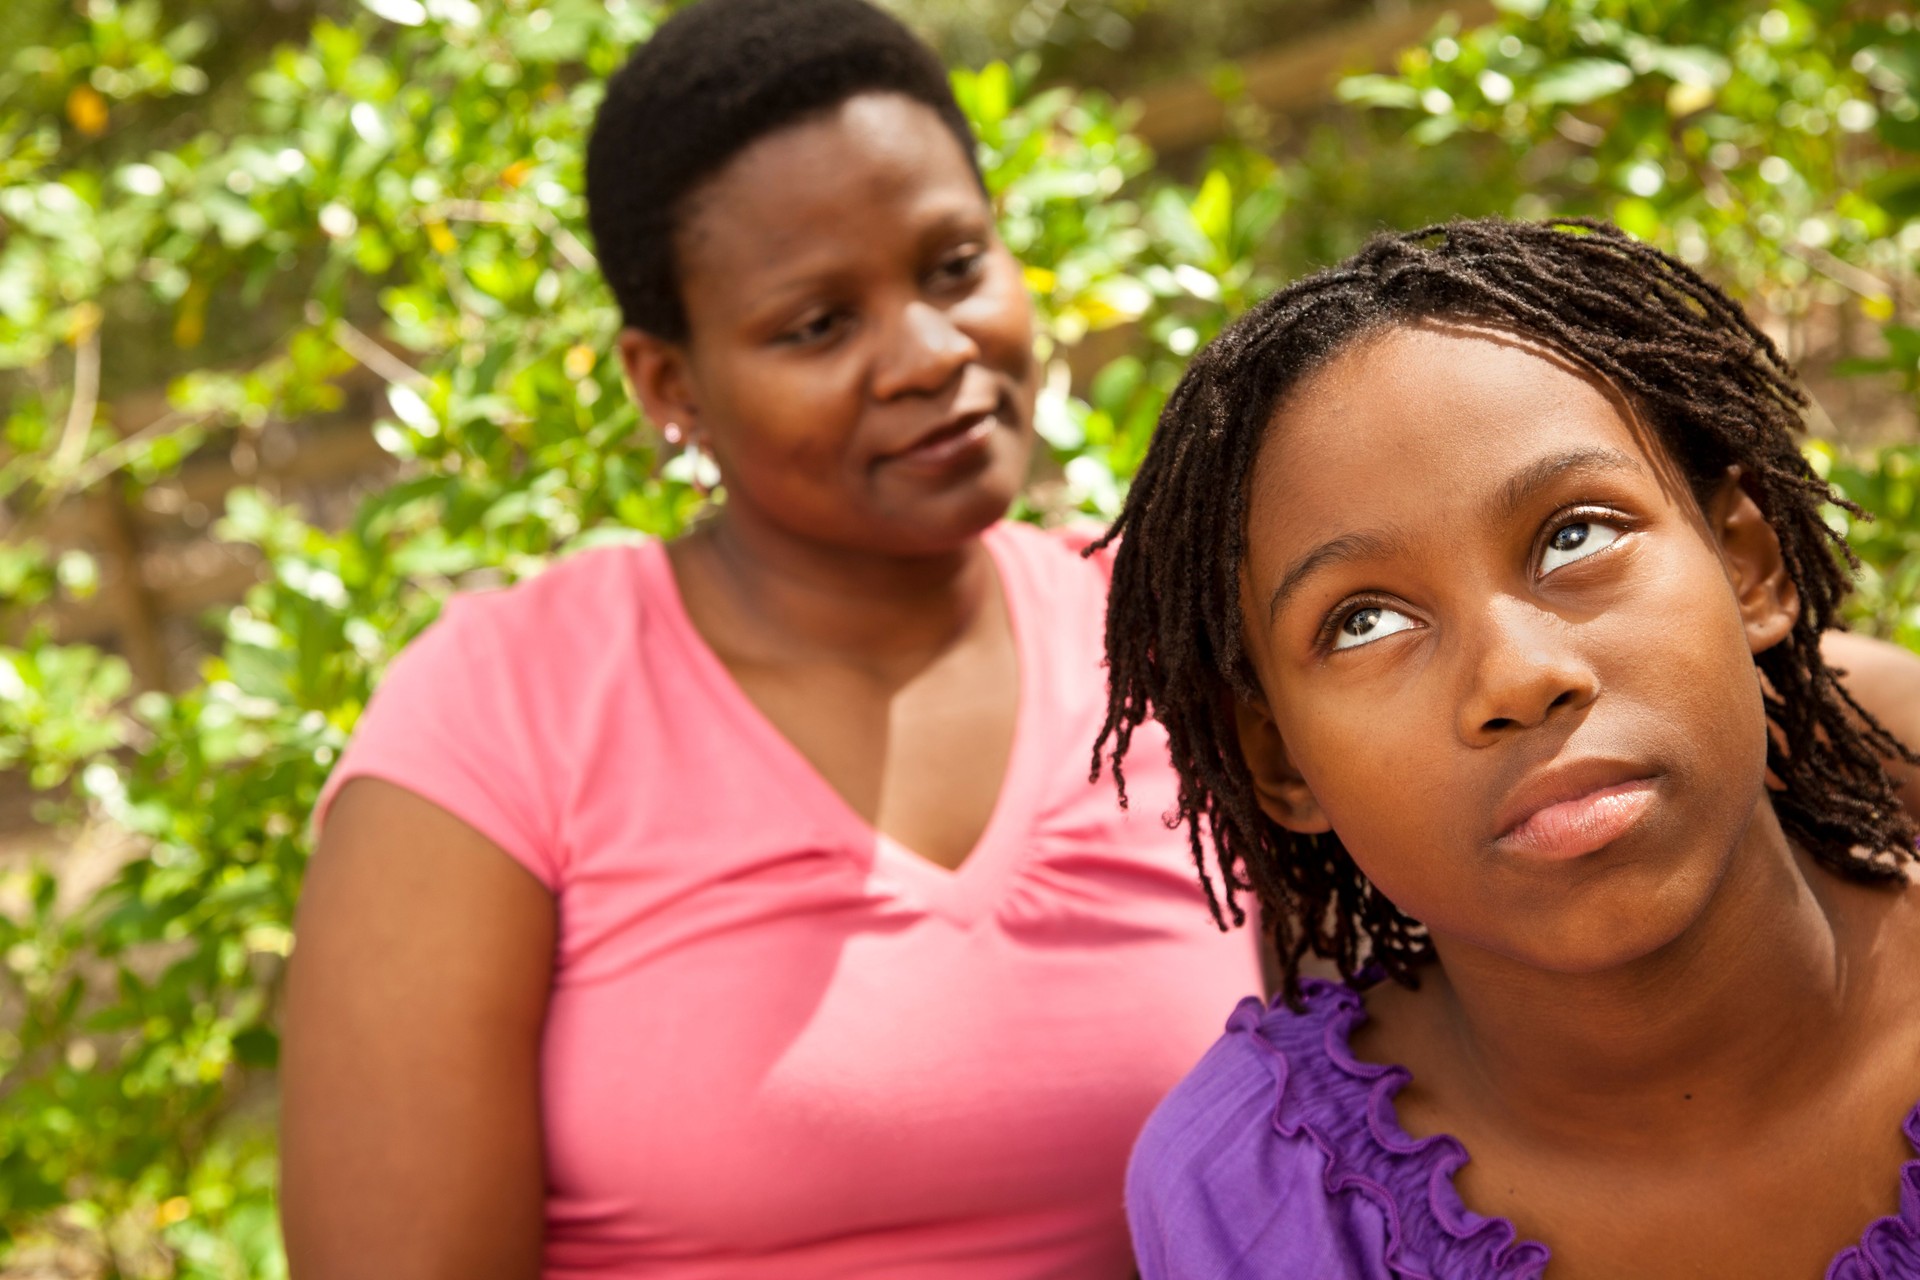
[{"xmin": 1127, "ymin": 980, "xmax": 1920, "ymax": 1279}]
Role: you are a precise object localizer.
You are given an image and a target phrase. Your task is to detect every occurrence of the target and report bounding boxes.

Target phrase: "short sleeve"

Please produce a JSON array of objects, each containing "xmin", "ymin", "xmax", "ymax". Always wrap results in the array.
[
  {"xmin": 1125, "ymin": 1001, "xmax": 1375, "ymax": 1280},
  {"xmin": 312, "ymin": 593, "xmax": 561, "ymax": 889}
]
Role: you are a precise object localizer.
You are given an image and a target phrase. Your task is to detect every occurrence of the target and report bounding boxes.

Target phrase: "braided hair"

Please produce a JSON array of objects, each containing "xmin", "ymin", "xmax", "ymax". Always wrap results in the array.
[{"xmin": 1091, "ymin": 217, "xmax": 1919, "ymax": 1003}]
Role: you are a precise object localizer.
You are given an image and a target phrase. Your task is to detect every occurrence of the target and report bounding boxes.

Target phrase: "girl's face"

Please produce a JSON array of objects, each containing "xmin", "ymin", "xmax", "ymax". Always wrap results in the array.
[
  {"xmin": 622, "ymin": 92, "xmax": 1037, "ymax": 556},
  {"xmin": 1235, "ymin": 321, "xmax": 1797, "ymax": 974}
]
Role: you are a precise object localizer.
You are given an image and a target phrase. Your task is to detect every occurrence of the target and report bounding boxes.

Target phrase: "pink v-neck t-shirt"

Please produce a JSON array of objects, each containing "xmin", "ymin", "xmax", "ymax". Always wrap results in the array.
[{"xmin": 313, "ymin": 520, "xmax": 1260, "ymax": 1278}]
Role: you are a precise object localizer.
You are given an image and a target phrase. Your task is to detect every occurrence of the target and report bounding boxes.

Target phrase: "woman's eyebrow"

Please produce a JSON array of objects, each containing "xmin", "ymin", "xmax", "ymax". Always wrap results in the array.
[
  {"xmin": 1266, "ymin": 529, "xmax": 1406, "ymax": 622},
  {"xmin": 1491, "ymin": 446, "xmax": 1643, "ymax": 522}
]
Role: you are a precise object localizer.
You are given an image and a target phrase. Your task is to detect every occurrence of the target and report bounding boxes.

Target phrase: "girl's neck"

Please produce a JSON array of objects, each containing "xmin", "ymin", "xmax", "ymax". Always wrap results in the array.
[
  {"xmin": 1412, "ymin": 804, "xmax": 1882, "ymax": 1150},
  {"xmin": 672, "ymin": 502, "xmax": 999, "ymax": 679}
]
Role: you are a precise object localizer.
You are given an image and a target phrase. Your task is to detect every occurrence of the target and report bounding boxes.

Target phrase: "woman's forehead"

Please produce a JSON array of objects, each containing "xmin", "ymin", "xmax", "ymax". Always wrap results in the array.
[{"xmin": 675, "ymin": 93, "xmax": 983, "ymax": 280}]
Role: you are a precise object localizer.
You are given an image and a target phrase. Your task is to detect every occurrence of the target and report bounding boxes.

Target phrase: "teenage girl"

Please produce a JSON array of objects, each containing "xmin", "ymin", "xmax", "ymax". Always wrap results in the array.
[
  {"xmin": 1106, "ymin": 218, "xmax": 1920, "ymax": 1279},
  {"xmin": 278, "ymin": 1, "xmax": 1260, "ymax": 1277}
]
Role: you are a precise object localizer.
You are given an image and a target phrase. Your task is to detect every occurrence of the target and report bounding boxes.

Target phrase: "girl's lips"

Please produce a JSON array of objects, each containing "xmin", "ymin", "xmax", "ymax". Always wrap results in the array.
[
  {"xmin": 1496, "ymin": 779, "xmax": 1657, "ymax": 861},
  {"xmin": 886, "ymin": 412, "xmax": 998, "ymax": 469}
]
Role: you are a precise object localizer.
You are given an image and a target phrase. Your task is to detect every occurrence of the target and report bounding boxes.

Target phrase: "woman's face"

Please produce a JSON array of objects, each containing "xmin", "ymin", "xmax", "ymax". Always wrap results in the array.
[
  {"xmin": 624, "ymin": 92, "xmax": 1037, "ymax": 557},
  {"xmin": 1235, "ymin": 321, "xmax": 1797, "ymax": 975}
]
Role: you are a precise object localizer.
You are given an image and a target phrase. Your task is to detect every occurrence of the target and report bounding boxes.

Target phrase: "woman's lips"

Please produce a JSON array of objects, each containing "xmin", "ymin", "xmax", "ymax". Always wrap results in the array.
[
  {"xmin": 1496, "ymin": 779, "xmax": 1657, "ymax": 861},
  {"xmin": 886, "ymin": 412, "xmax": 998, "ymax": 469}
]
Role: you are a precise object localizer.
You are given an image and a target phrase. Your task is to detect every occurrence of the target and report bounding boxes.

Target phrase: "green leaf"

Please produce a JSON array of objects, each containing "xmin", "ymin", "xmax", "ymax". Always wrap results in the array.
[
  {"xmin": 1611, "ymin": 195, "xmax": 1662, "ymax": 241},
  {"xmin": 357, "ymin": 0, "xmax": 426, "ymax": 26},
  {"xmin": 231, "ymin": 1026, "xmax": 279, "ymax": 1069},
  {"xmin": 973, "ymin": 62, "xmax": 1013, "ymax": 128},
  {"xmin": 1530, "ymin": 59, "xmax": 1636, "ymax": 106},
  {"xmin": 1337, "ymin": 74, "xmax": 1420, "ymax": 111},
  {"xmin": 1641, "ymin": 45, "xmax": 1729, "ymax": 88},
  {"xmin": 1191, "ymin": 169, "xmax": 1233, "ymax": 252},
  {"xmin": 1090, "ymin": 356, "xmax": 1143, "ymax": 417},
  {"xmin": 1866, "ymin": 168, "xmax": 1920, "ymax": 222}
]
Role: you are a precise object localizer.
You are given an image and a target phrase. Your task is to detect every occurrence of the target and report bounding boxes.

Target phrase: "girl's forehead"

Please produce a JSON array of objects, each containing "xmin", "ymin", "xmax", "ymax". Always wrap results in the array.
[
  {"xmin": 1286, "ymin": 321, "xmax": 1623, "ymax": 421},
  {"xmin": 1247, "ymin": 323, "xmax": 1675, "ymax": 533}
]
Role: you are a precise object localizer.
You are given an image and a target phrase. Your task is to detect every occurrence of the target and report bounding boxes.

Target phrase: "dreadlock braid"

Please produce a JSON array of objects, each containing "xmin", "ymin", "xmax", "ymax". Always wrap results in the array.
[{"xmin": 1091, "ymin": 217, "xmax": 1920, "ymax": 1006}]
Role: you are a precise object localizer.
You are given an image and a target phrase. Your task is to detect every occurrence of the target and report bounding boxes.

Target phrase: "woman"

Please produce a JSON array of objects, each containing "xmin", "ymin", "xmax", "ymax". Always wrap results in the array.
[{"xmin": 279, "ymin": 2, "xmax": 1258, "ymax": 1276}]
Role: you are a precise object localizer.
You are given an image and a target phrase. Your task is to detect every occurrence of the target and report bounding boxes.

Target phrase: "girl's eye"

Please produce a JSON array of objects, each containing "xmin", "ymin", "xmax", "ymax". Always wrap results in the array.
[
  {"xmin": 1331, "ymin": 604, "xmax": 1417, "ymax": 651},
  {"xmin": 1539, "ymin": 520, "xmax": 1622, "ymax": 575}
]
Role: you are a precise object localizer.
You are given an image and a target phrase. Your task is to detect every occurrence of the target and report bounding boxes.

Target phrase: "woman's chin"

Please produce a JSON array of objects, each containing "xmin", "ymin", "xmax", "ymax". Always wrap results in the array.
[{"xmin": 868, "ymin": 453, "xmax": 1031, "ymax": 551}]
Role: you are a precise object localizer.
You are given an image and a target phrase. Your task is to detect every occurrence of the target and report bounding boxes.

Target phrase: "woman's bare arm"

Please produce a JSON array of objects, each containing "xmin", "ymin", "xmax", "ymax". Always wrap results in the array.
[
  {"xmin": 281, "ymin": 778, "xmax": 555, "ymax": 1280},
  {"xmin": 1823, "ymin": 629, "xmax": 1920, "ymax": 806}
]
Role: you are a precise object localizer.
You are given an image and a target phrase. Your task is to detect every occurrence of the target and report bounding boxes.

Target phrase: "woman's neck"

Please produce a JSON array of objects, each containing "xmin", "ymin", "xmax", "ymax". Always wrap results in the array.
[
  {"xmin": 673, "ymin": 503, "xmax": 999, "ymax": 680},
  {"xmin": 1415, "ymin": 803, "xmax": 1882, "ymax": 1151}
]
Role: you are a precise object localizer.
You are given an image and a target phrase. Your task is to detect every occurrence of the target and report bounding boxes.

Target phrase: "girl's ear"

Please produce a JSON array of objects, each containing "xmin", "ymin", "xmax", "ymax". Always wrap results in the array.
[
  {"xmin": 1231, "ymin": 696, "xmax": 1333, "ymax": 835},
  {"xmin": 617, "ymin": 327, "xmax": 700, "ymax": 440},
  {"xmin": 1707, "ymin": 465, "xmax": 1799, "ymax": 655}
]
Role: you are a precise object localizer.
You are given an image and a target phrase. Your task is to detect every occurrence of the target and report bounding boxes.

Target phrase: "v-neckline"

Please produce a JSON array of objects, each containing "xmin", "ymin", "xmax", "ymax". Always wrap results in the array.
[{"xmin": 643, "ymin": 524, "xmax": 1043, "ymax": 924}]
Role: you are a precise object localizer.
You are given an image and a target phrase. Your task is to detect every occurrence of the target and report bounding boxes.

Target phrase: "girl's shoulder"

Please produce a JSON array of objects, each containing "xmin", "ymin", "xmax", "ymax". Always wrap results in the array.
[{"xmin": 1126, "ymin": 982, "xmax": 1549, "ymax": 1280}]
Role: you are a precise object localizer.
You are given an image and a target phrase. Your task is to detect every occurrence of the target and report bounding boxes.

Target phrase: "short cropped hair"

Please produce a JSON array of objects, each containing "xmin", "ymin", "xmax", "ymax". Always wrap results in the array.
[{"xmin": 585, "ymin": 0, "xmax": 981, "ymax": 341}]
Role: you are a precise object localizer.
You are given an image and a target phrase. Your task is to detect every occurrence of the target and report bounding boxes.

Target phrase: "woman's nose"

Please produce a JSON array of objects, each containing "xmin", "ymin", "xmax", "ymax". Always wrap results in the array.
[
  {"xmin": 871, "ymin": 299, "xmax": 978, "ymax": 399},
  {"xmin": 1456, "ymin": 599, "xmax": 1599, "ymax": 746}
]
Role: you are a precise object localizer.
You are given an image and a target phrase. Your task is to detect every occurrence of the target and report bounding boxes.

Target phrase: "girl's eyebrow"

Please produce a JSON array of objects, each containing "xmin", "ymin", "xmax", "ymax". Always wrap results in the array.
[
  {"xmin": 1492, "ymin": 446, "xmax": 1643, "ymax": 521},
  {"xmin": 1266, "ymin": 529, "xmax": 1406, "ymax": 622},
  {"xmin": 1264, "ymin": 447, "xmax": 1645, "ymax": 624}
]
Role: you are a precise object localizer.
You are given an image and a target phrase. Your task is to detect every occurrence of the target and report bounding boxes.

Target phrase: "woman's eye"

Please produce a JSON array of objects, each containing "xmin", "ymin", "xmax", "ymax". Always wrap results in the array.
[
  {"xmin": 781, "ymin": 310, "xmax": 845, "ymax": 345},
  {"xmin": 1331, "ymin": 604, "xmax": 1417, "ymax": 651},
  {"xmin": 931, "ymin": 247, "xmax": 986, "ymax": 287},
  {"xmin": 1539, "ymin": 520, "xmax": 1622, "ymax": 575}
]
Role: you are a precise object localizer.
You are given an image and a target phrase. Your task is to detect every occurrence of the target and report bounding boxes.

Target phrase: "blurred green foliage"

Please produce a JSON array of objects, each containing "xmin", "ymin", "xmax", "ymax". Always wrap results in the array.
[
  {"xmin": 1339, "ymin": 0, "xmax": 1919, "ymax": 307},
  {"xmin": 0, "ymin": 0, "xmax": 1916, "ymax": 1275}
]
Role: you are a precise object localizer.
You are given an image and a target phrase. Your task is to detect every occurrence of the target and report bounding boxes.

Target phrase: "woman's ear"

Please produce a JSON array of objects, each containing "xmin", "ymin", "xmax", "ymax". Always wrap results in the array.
[
  {"xmin": 1231, "ymin": 695, "xmax": 1333, "ymax": 835},
  {"xmin": 1707, "ymin": 465, "xmax": 1799, "ymax": 655},
  {"xmin": 617, "ymin": 327, "xmax": 699, "ymax": 441}
]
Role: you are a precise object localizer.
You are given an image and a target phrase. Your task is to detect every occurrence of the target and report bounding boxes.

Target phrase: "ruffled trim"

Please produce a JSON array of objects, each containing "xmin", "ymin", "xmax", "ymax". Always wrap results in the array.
[
  {"xmin": 1234, "ymin": 980, "xmax": 1548, "ymax": 1279},
  {"xmin": 1827, "ymin": 1108, "xmax": 1920, "ymax": 1280},
  {"xmin": 1241, "ymin": 980, "xmax": 1920, "ymax": 1280}
]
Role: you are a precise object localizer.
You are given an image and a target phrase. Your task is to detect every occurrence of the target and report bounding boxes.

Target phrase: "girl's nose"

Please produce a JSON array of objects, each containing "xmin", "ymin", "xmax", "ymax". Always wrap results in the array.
[
  {"xmin": 1456, "ymin": 599, "xmax": 1599, "ymax": 747},
  {"xmin": 871, "ymin": 299, "xmax": 979, "ymax": 399}
]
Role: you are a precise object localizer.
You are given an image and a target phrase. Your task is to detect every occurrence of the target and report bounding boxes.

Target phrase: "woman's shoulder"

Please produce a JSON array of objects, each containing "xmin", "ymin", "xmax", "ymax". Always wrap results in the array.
[
  {"xmin": 430, "ymin": 538, "xmax": 661, "ymax": 653},
  {"xmin": 362, "ymin": 539, "xmax": 668, "ymax": 757},
  {"xmin": 983, "ymin": 520, "xmax": 1122, "ymax": 646},
  {"xmin": 315, "ymin": 540, "xmax": 669, "ymax": 880},
  {"xmin": 1126, "ymin": 981, "xmax": 1549, "ymax": 1280},
  {"xmin": 986, "ymin": 518, "xmax": 1114, "ymax": 581}
]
